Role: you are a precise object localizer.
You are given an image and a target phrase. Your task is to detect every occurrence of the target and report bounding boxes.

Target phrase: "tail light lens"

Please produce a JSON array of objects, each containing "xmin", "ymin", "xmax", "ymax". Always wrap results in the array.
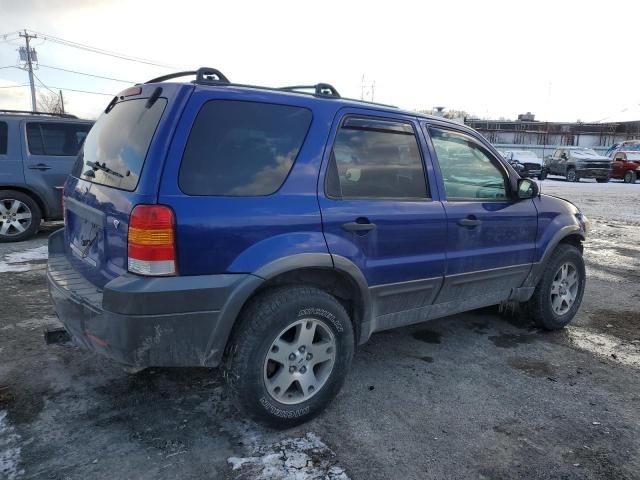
[{"xmin": 128, "ymin": 204, "xmax": 177, "ymax": 276}]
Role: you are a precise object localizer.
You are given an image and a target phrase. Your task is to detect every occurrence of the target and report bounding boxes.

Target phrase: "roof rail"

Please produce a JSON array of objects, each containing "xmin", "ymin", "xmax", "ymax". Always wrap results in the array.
[
  {"xmin": 280, "ymin": 83, "xmax": 340, "ymax": 98},
  {"xmin": 145, "ymin": 67, "xmax": 230, "ymax": 85},
  {"xmin": 0, "ymin": 109, "xmax": 78, "ymax": 119}
]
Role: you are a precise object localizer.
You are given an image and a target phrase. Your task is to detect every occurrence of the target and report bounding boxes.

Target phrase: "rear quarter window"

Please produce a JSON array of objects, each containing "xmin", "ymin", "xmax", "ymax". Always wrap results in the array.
[{"xmin": 179, "ymin": 100, "xmax": 312, "ymax": 196}]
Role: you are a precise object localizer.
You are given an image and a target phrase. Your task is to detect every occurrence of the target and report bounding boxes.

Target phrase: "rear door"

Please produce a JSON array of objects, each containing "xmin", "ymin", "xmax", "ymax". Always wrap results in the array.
[
  {"xmin": 424, "ymin": 125, "xmax": 537, "ymax": 309},
  {"xmin": 23, "ymin": 120, "xmax": 91, "ymax": 218},
  {"xmin": 319, "ymin": 110, "xmax": 447, "ymax": 329}
]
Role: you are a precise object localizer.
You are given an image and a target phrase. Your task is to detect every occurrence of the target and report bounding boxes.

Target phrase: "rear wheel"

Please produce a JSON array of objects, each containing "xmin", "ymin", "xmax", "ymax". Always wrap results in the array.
[
  {"xmin": 0, "ymin": 190, "xmax": 42, "ymax": 242},
  {"xmin": 224, "ymin": 286, "xmax": 354, "ymax": 428},
  {"xmin": 538, "ymin": 171, "xmax": 547, "ymax": 181},
  {"xmin": 527, "ymin": 244, "xmax": 585, "ymax": 330},
  {"xmin": 624, "ymin": 171, "xmax": 637, "ymax": 184},
  {"xmin": 565, "ymin": 168, "xmax": 578, "ymax": 182}
]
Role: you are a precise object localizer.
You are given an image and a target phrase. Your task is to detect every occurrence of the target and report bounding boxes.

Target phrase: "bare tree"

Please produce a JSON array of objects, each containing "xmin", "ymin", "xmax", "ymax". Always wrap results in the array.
[{"xmin": 37, "ymin": 91, "xmax": 64, "ymax": 114}]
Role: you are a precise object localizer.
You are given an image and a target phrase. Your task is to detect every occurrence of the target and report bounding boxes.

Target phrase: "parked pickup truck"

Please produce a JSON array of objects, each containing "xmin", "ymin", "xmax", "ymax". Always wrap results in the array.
[
  {"xmin": 546, "ymin": 147, "xmax": 612, "ymax": 183},
  {"xmin": 611, "ymin": 151, "xmax": 640, "ymax": 183},
  {"xmin": 503, "ymin": 150, "xmax": 546, "ymax": 180},
  {"xmin": 48, "ymin": 68, "xmax": 589, "ymax": 427}
]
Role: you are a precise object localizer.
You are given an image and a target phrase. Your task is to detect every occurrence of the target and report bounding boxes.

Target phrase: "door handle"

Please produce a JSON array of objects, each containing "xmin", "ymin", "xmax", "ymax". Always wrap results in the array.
[
  {"xmin": 458, "ymin": 217, "xmax": 482, "ymax": 227},
  {"xmin": 342, "ymin": 221, "xmax": 376, "ymax": 232},
  {"xmin": 28, "ymin": 163, "xmax": 52, "ymax": 171}
]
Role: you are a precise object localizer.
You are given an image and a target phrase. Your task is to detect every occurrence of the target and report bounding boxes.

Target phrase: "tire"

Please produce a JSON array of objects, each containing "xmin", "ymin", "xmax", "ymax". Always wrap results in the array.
[
  {"xmin": 624, "ymin": 171, "xmax": 637, "ymax": 184},
  {"xmin": 596, "ymin": 177, "xmax": 610, "ymax": 183},
  {"xmin": 538, "ymin": 171, "xmax": 547, "ymax": 181},
  {"xmin": 0, "ymin": 190, "xmax": 42, "ymax": 242},
  {"xmin": 527, "ymin": 244, "xmax": 586, "ymax": 330},
  {"xmin": 565, "ymin": 169, "xmax": 578, "ymax": 182},
  {"xmin": 224, "ymin": 286, "xmax": 354, "ymax": 428}
]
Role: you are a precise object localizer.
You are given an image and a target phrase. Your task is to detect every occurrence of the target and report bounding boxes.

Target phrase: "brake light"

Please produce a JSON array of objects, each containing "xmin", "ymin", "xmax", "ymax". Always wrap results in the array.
[{"xmin": 127, "ymin": 205, "xmax": 177, "ymax": 276}]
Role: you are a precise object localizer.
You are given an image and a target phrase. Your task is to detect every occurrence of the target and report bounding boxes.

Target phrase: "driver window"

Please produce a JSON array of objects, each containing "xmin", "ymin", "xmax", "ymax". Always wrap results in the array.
[{"xmin": 429, "ymin": 127, "xmax": 508, "ymax": 200}]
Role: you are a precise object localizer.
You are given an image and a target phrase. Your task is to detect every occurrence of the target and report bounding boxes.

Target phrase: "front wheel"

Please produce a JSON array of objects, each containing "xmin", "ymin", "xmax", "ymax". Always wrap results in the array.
[
  {"xmin": 224, "ymin": 286, "xmax": 354, "ymax": 428},
  {"xmin": 565, "ymin": 168, "xmax": 578, "ymax": 182},
  {"xmin": 538, "ymin": 171, "xmax": 547, "ymax": 181},
  {"xmin": 526, "ymin": 244, "xmax": 586, "ymax": 330}
]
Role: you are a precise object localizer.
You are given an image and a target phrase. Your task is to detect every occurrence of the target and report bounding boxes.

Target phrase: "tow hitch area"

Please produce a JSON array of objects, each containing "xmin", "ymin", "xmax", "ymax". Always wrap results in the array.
[{"xmin": 44, "ymin": 327, "xmax": 72, "ymax": 345}]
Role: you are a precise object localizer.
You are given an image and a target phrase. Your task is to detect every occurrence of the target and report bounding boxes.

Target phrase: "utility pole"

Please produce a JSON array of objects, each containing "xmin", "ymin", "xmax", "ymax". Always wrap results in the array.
[
  {"xmin": 59, "ymin": 90, "xmax": 65, "ymax": 114},
  {"xmin": 19, "ymin": 30, "xmax": 38, "ymax": 112}
]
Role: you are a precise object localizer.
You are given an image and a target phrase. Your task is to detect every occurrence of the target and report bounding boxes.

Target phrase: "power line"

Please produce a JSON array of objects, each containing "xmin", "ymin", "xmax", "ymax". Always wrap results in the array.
[
  {"xmin": 38, "ymin": 64, "xmax": 135, "ymax": 83},
  {"xmin": 32, "ymin": 71, "xmax": 114, "ymax": 96},
  {"xmin": 30, "ymin": 30, "xmax": 180, "ymax": 69}
]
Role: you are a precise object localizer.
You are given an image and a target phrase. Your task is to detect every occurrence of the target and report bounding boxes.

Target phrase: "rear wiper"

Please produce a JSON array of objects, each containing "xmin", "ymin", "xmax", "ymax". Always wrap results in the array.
[{"xmin": 85, "ymin": 160, "xmax": 125, "ymax": 178}]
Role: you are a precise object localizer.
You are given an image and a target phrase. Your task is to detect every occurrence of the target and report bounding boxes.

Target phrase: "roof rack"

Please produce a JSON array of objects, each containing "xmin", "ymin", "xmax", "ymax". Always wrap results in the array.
[
  {"xmin": 280, "ymin": 83, "xmax": 340, "ymax": 98},
  {"xmin": 144, "ymin": 67, "xmax": 395, "ymax": 106},
  {"xmin": 0, "ymin": 109, "xmax": 78, "ymax": 119},
  {"xmin": 145, "ymin": 67, "xmax": 230, "ymax": 85}
]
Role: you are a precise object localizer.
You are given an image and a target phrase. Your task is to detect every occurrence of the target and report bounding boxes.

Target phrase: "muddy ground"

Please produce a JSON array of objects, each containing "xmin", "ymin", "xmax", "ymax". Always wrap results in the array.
[{"xmin": 0, "ymin": 179, "xmax": 639, "ymax": 480}]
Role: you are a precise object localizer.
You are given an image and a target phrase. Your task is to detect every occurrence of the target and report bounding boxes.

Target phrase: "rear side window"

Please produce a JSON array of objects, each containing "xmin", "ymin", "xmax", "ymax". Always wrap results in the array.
[
  {"xmin": 179, "ymin": 100, "xmax": 312, "ymax": 196},
  {"xmin": 26, "ymin": 122, "xmax": 91, "ymax": 156},
  {"xmin": 326, "ymin": 116, "xmax": 428, "ymax": 199},
  {"xmin": 0, "ymin": 122, "xmax": 7, "ymax": 154},
  {"xmin": 73, "ymin": 98, "xmax": 166, "ymax": 191}
]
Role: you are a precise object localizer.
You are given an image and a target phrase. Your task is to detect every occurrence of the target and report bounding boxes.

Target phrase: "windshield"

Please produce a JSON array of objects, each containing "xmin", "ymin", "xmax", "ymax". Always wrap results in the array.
[
  {"xmin": 512, "ymin": 151, "xmax": 538, "ymax": 160},
  {"xmin": 72, "ymin": 98, "xmax": 166, "ymax": 191},
  {"xmin": 570, "ymin": 148, "xmax": 602, "ymax": 158}
]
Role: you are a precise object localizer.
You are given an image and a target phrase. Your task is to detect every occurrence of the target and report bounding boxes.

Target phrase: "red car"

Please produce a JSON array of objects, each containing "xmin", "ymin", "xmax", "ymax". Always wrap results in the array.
[{"xmin": 611, "ymin": 151, "xmax": 640, "ymax": 183}]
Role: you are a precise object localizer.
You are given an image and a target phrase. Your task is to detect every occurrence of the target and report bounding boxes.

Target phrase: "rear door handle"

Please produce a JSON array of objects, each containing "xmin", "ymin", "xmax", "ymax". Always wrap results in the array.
[
  {"xmin": 458, "ymin": 217, "xmax": 482, "ymax": 227},
  {"xmin": 342, "ymin": 221, "xmax": 377, "ymax": 232},
  {"xmin": 28, "ymin": 163, "xmax": 52, "ymax": 171}
]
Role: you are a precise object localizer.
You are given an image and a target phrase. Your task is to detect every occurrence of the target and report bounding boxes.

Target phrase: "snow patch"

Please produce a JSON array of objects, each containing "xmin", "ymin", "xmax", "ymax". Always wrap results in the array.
[
  {"xmin": 0, "ymin": 410, "xmax": 24, "ymax": 480},
  {"xmin": 0, "ymin": 246, "xmax": 48, "ymax": 273},
  {"xmin": 566, "ymin": 326, "xmax": 640, "ymax": 369},
  {"xmin": 228, "ymin": 432, "xmax": 349, "ymax": 480}
]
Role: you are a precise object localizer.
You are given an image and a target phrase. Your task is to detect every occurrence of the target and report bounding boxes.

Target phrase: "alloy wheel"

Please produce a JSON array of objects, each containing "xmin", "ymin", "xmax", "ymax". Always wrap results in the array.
[
  {"xmin": 550, "ymin": 262, "xmax": 579, "ymax": 315},
  {"xmin": 0, "ymin": 199, "xmax": 32, "ymax": 237},
  {"xmin": 263, "ymin": 318, "xmax": 336, "ymax": 405}
]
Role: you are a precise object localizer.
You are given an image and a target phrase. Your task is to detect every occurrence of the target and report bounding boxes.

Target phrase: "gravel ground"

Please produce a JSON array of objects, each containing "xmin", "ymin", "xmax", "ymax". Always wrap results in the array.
[{"xmin": 0, "ymin": 178, "xmax": 639, "ymax": 480}]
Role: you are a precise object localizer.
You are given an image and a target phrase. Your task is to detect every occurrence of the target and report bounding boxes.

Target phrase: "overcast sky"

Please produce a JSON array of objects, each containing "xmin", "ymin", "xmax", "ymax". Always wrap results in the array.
[{"xmin": 0, "ymin": 0, "xmax": 638, "ymax": 122}]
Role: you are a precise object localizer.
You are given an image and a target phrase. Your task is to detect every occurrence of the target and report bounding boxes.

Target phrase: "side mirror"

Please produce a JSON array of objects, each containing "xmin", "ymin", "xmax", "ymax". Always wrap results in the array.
[{"xmin": 517, "ymin": 178, "xmax": 539, "ymax": 199}]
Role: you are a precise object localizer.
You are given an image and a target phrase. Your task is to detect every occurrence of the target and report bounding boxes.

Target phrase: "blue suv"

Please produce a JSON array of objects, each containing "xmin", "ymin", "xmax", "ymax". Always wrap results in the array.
[{"xmin": 48, "ymin": 68, "xmax": 588, "ymax": 427}]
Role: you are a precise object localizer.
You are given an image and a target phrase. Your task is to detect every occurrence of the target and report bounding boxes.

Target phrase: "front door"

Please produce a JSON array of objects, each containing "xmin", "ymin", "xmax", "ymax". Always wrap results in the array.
[
  {"xmin": 319, "ymin": 112, "xmax": 447, "ymax": 330},
  {"xmin": 425, "ymin": 125, "xmax": 538, "ymax": 311}
]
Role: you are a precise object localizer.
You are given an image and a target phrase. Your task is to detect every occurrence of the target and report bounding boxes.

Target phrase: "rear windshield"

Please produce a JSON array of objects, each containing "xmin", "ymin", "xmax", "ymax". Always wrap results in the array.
[
  {"xmin": 73, "ymin": 98, "xmax": 166, "ymax": 191},
  {"xmin": 179, "ymin": 100, "xmax": 312, "ymax": 196}
]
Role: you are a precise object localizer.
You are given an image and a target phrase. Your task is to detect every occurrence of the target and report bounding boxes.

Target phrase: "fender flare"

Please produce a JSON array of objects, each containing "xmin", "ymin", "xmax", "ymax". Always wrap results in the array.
[
  {"xmin": 206, "ymin": 253, "xmax": 372, "ymax": 365},
  {"xmin": 522, "ymin": 225, "xmax": 586, "ymax": 289}
]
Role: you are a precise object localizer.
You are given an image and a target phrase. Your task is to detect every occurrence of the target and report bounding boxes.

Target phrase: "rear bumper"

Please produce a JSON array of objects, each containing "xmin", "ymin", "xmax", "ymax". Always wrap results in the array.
[{"xmin": 47, "ymin": 229, "xmax": 261, "ymax": 368}]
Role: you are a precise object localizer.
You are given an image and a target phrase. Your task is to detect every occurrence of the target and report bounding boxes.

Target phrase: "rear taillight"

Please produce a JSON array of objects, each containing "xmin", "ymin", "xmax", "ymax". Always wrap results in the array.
[{"xmin": 127, "ymin": 204, "xmax": 177, "ymax": 276}]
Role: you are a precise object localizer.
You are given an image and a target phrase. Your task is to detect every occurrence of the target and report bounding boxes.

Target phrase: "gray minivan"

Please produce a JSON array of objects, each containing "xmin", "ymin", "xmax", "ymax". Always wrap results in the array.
[{"xmin": 0, "ymin": 110, "xmax": 93, "ymax": 242}]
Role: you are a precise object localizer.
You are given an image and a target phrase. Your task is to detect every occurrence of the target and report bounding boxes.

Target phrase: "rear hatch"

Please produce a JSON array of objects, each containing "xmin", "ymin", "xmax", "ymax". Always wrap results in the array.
[{"xmin": 63, "ymin": 83, "xmax": 192, "ymax": 287}]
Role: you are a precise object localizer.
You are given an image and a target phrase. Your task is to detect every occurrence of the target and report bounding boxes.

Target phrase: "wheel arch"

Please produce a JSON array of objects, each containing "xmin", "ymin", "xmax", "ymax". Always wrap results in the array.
[
  {"xmin": 210, "ymin": 254, "xmax": 372, "ymax": 367},
  {"xmin": 0, "ymin": 184, "xmax": 49, "ymax": 219}
]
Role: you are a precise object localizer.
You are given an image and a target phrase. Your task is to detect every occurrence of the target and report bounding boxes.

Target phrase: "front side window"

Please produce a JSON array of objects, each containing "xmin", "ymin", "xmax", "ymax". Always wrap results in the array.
[
  {"xmin": 27, "ymin": 122, "xmax": 91, "ymax": 156},
  {"xmin": 0, "ymin": 122, "xmax": 7, "ymax": 155},
  {"xmin": 430, "ymin": 127, "xmax": 508, "ymax": 200},
  {"xmin": 179, "ymin": 100, "xmax": 312, "ymax": 196},
  {"xmin": 326, "ymin": 117, "xmax": 428, "ymax": 199}
]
